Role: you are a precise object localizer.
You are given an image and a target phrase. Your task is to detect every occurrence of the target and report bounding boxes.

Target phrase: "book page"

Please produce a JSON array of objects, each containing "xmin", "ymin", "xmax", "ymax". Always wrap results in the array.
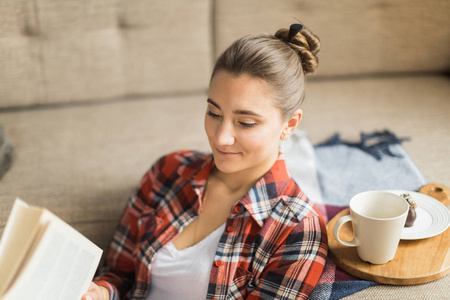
[
  {"xmin": 0, "ymin": 199, "xmax": 44, "ymax": 295},
  {"xmin": 3, "ymin": 210, "xmax": 103, "ymax": 300}
]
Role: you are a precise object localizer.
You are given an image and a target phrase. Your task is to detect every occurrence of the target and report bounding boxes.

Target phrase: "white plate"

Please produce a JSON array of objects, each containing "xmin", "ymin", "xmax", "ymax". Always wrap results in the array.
[{"xmin": 388, "ymin": 190, "xmax": 450, "ymax": 240}]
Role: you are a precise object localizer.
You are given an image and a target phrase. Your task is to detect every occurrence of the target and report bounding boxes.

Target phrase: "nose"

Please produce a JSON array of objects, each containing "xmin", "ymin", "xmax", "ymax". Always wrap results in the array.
[{"xmin": 214, "ymin": 122, "xmax": 236, "ymax": 146}]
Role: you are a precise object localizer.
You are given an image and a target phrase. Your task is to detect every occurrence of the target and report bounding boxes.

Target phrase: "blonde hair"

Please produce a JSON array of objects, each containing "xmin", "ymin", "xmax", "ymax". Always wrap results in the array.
[{"xmin": 211, "ymin": 24, "xmax": 320, "ymax": 120}]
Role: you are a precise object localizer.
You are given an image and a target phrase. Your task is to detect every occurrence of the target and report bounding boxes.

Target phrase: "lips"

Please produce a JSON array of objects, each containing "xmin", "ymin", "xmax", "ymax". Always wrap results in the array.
[{"xmin": 215, "ymin": 147, "xmax": 240, "ymax": 157}]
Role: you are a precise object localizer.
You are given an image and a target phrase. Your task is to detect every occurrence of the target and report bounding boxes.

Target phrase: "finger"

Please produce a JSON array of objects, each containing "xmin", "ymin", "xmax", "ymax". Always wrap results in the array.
[{"xmin": 87, "ymin": 282, "xmax": 97, "ymax": 291}]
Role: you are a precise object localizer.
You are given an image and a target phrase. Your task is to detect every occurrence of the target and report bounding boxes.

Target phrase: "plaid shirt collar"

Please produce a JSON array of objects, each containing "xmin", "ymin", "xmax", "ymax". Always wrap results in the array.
[{"xmin": 177, "ymin": 152, "xmax": 291, "ymax": 227}]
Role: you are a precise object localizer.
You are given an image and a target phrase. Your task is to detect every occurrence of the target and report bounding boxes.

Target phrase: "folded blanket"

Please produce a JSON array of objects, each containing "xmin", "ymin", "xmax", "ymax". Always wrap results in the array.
[
  {"xmin": 314, "ymin": 130, "xmax": 427, "ymax": 207},
  {"xmin": 282, "ymin": 129, "xmax": 428, "ymax": 300},
  {"xmin": 0, "ymin": 124, "xmax": 13, "ymax": 180}
]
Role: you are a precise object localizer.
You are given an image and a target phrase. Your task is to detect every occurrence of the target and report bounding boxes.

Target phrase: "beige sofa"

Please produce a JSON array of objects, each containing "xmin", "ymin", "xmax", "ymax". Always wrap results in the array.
[{"xmin": 1, "ymin": 0, "xmax": 449, "ymax": 298}]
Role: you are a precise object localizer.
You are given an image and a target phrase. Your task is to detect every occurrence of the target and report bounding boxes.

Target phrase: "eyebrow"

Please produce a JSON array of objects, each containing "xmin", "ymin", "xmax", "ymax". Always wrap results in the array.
[{"xmin": 207, "ymin": 98, "xmax": 263, "ymax": 117}]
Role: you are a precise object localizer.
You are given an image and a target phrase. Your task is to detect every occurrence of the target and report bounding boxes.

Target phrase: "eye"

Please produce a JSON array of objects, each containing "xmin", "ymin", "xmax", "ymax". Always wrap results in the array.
[
  {"xmin": 207, "ymin": 111, "xmax": 222, "ymax": 118},
  {"xmin": 239, "ymin": 122, "xmax": 257, "ymax": 128}
]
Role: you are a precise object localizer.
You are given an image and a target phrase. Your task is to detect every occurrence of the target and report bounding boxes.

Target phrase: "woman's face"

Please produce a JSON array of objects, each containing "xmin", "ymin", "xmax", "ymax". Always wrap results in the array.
[{"xmin": 205, "ymin": 71, "xmax": 288, "ymax": 176}]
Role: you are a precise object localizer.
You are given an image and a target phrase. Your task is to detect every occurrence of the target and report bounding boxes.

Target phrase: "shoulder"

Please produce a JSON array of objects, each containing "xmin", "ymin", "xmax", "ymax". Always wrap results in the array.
[
  {"xmin": 150, "ymin": 150, "xmax": 209, "ymax": 175},
  {"xmin": 137, "ymin": 150, "xmax": 210, "ymax": 189},
  {"xmin": 258, "ymin": 180, "xmax": 327, "ymax": 265},
  {"xmin": 272, "ymin": 181, "xmax": 327, "ymax": 250},
  {"xmin": 135, "ymin": 150, "xmax": 209, "ymax": 204},
  {"xmin": 276, "ymin": 179, "xmax": 323, "ymax": 227}
]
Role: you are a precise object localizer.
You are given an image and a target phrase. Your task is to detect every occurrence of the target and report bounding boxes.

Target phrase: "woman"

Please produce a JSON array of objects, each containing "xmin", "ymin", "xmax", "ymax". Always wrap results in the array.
[{"xmin": 82, "ymin": 23, "xmax": 327, "ymax": 300}]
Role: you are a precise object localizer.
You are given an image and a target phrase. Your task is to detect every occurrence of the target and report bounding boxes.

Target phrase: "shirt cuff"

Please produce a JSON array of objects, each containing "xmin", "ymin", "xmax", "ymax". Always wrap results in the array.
[{"xmin": 94, "ymin": 280, "xmax": 120, "ymax": 300}]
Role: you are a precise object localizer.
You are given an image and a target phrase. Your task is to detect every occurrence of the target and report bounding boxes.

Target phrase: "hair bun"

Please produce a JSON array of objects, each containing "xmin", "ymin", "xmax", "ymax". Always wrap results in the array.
[{"xmin": 275, "ymin": 25, "xmax": 320, "ymax": 75}]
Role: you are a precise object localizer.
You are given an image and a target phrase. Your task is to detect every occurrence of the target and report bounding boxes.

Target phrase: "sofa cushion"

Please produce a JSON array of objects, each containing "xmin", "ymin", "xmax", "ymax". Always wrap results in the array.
[
  {"xmin": 0, "ymin": 0, "xmax": 212, "ymax": 109},
  {"xmin": 215, "ymin": 0, "xmax": 450, "ymax": 77}
]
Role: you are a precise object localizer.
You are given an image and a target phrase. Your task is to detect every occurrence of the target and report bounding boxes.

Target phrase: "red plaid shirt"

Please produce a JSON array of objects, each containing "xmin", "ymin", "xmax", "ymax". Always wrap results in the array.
[{"xmin": 95, "ymin": 150, "xmax": 327, "ymax": 300}]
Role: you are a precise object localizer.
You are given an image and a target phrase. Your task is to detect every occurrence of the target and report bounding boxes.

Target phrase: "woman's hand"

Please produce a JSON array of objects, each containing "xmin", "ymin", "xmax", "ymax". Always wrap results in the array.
[{"xmin": 81, "ymin": 282, "xmax": 109, "ymax": 300}]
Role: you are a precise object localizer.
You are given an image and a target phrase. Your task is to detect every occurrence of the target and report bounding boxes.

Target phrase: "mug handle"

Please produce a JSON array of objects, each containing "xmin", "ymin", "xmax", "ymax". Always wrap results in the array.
[{"xmin": 333, "ymin": 215, "xmax": 360, "ymax": 247}]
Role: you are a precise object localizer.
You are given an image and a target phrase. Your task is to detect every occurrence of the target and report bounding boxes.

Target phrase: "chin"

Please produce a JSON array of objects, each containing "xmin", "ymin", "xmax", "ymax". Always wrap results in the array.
[{"xmin": 212, "ymin": 156, "xmax": 242, "ymax": 174}]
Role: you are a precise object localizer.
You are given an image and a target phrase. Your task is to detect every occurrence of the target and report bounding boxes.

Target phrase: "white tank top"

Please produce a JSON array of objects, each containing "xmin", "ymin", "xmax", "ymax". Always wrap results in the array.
[{"xmin": 146, "ymin": 223, "xmax": 226, "ymax": 300}]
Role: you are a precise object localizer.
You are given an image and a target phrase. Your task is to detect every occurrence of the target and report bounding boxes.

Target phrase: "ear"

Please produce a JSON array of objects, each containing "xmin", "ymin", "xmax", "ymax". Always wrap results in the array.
[{"xmin": 281, "ymin": 109, "xmax": 302, "ymax": 140}]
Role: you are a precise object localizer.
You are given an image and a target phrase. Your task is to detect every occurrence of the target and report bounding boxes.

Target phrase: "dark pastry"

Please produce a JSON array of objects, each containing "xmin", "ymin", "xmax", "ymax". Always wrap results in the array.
[{"xmin": 400, "ymin": 193, "xmax": 417, "ymax": 227}]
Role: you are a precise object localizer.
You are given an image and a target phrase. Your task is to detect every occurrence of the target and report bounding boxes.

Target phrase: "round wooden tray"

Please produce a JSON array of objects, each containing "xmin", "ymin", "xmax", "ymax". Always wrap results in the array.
[{"xmin": 326, "ymin": 184, "xmax": 450, "ymax": 285}]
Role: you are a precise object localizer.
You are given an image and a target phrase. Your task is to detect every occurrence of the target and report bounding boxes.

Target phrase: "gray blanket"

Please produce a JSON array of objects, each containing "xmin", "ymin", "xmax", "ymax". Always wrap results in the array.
[{"xmin": 314, "ymin": 130, "xmax": 427, "ymax": 206}]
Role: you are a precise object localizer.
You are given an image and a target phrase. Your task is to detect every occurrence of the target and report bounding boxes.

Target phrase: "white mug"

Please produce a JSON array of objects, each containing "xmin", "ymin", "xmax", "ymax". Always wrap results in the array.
[{"xmin": 333, "ymin": 191, "xmax": 409, "ymax": 264}]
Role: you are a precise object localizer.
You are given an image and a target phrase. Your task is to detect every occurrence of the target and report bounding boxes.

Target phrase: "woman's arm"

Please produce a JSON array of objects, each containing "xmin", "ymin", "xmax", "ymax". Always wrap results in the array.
[
  {"xmin": 90, "ymin": 195, "xmax": 142, "ymax": 299},
  {"xmin": 91, "ymin": 160, "xmax": 162, "ymax": 300},
  {"xmin": 247, "ymin": 213, "xmax": 328, "ymax": 300}
]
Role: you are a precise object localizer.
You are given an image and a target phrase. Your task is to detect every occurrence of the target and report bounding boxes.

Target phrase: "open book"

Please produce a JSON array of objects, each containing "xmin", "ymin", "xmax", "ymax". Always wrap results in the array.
[{"xmin": 0, "ymin": 198, "xmax": 103, "ymax": 300}]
